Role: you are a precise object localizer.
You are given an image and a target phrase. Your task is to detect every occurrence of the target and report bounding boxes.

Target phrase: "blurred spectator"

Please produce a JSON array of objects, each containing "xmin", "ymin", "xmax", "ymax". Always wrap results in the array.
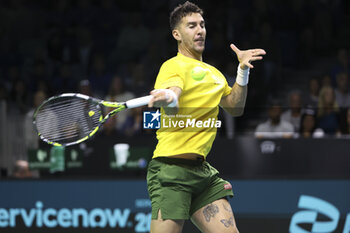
[
  {"xmin": 148, "ymin": 12, "xmax": 170, "ymax": 52},
  {"xmin": 317, "ymin": 86, "xmax": 340, "ymax": 135},
  {"xmin": 255, "ymin": 101, "xmax": 294, "ymax": 138},
  {"xmin": 281, "ymin": 90, "xmax": 303, "ymax": 131},
  {"xmin": 52, "ymin": 62, "xmax": 77, "ymax": 94},
  {"xmin": 255, "ymin": 21, "xmax": 281, "ymax": 90},
  {"xmin": 331, "ymin": 48, "xmax": 349, "ymax": 82},
  {"xmin": 127, "ymin": 61, "xmax": 152, "ymax": 95},
  {"xmin": 105, "ymin": 75, "xmax": 135, "ymax": 132},
  {"xmin": 102, "ymin": 116, "xmax": 119, "ymax": 138},
  {"xmin": 297, "ymin": 107, "xmax": 324, "ymax": 138},
  {"xmin": 78, "ymin": 79, "xmax": 94, "ymax": 97},
  {"xmin": 338, "ymin": 108, "xmax": 350, "ymax": 136},
  {"xmin": 36, "ymin": 80, "xmax": 51, "ymax": 96},
  {"xmin": 334, "ymin": 72, "xmax": 350, "ymax": 108},
  {"xmin": 141, "ymin": 41, "xmax": 166, "ymax": 82},
  {"xmin": 24, "ymin": 90, "xmax": 46, "ymax": 150},
  {"xmin": 0, "ymin": 36, "xmax": 23, "ymax": 75},
  {"xmin": 321, "ymin": 74, "xmax": 332, "ymax": 88},
  {"xmin": 115, "ymin": 12, "xmax": 151, "ymax": 62},
  {"xmin": 8, "ymin": 79, "xmax": 30, "ymax": 115},
  {"xmin": 27, "ymin": 60, "xmax": 49, "ymax": 92},
  {"xmin": 303, "ymin": 77, "xmax": 320, "ymax": 108},
  {"xmin": 76, "ymin": 27, "xmax": 96, "ymax": 76},
  {"xmin": 12, "ymin": 160, "xmax": 33, "ymax": 179},
  {"xmin": 84, "ymin": 116, "xmax": 122, "ymax": 174},
  {"xmin": 4, "ymin": 65, "xmax": 22, "ymax": 91},
  {"xmin": 122, "ymin": 107, "xmax": 143, "ymax": 138},
  {"xmin": 88, "ymin": 53, "xmax": 112, "ymax": 97}
]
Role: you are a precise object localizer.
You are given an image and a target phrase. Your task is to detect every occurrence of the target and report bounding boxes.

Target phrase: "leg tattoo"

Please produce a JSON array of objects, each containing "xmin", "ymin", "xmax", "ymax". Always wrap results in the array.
[
  {"xmin": 220, "ymin": 217, "xmax": 234, "ymax": 228},
  {"xmin": 203, "ymin": 204, "xmax": 219, "ymax": 222},
  {"xmin": 223, "ymin": 203, "xmax": 233, "ymax": 213}
]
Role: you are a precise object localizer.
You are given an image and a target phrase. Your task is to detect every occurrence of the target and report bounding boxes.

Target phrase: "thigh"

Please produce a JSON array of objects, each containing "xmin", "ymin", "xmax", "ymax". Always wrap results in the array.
[
  {"xmin": 190, "ymin": 198, "xmax": 239, "ymax": 233},
  {"xmin": 190, "ymin": 162, "xmax": 233, "ymax": 217},
  {"xmin": 147, "ymin": 159, "xmax": 192, "ymax": 220},
  {"xmin": 151, "ymin": 209, "xmax": 185, "ymax": 233}
]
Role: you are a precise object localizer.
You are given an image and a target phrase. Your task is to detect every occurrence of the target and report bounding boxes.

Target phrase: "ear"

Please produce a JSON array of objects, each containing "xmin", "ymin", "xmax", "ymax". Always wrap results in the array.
[{"xmin": 172, "ymin": 29, "xmax": 181, "ymax": 41}]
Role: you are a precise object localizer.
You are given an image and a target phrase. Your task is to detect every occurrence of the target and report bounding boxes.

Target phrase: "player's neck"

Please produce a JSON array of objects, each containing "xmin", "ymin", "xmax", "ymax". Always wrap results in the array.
[{"xmin": 178, "ymin": 47, "xmax": 202, "ymax": 61}]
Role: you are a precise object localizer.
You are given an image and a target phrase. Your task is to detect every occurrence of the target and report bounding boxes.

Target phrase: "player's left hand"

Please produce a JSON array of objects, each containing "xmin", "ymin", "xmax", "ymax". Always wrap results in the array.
[{"xmin": 230, "ymin": 43, "xmax": 266, "ymax": 69}]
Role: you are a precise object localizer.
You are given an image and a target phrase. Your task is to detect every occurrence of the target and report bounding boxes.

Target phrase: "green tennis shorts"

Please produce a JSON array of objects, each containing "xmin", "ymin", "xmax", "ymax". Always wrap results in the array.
[{"xmin": 147, "ymin": 157, "xmax": 234, "ymax": 220}]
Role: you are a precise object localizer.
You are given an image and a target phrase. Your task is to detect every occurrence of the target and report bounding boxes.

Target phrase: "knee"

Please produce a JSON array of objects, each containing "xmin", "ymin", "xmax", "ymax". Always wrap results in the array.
[
  {"xmin": 232, "ymin": 226, "xmax": 239, "ymax": 233},
  {"xmin": 222, "ymin": 225, "xmax": 239, "ymax": 233}
]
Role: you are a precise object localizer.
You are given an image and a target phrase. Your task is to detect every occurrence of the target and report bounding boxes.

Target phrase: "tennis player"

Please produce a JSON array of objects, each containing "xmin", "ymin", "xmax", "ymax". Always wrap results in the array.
[{"xmin": 147, "ymin": 2, "xmax": 266, "ymax": 233}]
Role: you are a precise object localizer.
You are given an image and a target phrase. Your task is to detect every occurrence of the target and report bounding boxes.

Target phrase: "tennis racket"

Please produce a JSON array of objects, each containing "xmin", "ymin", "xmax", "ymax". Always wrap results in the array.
[{"xmin": 33, "ymin": 93, "xmax": 152, "ymax": 147}]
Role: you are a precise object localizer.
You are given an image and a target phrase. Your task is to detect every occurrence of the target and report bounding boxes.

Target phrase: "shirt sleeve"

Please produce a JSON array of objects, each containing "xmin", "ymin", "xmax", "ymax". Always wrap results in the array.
[
  {"xmin": 154, "ymin": 61, "xmax": 184, "ymax": 90},
  {"xmin": 222, "ymin": 80, "xmax": 232, "ymax": 97},
  {"xmin": 213, "ymin": 67, "xmax": 232, "ymax": 97}
]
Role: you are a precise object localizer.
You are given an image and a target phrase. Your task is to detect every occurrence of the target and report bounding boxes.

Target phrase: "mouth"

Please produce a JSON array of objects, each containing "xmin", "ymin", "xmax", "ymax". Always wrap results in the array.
[
  {"xmin": 194, "ymin": 38, "xmax": 205, "ymax": 47},
  {"xmin": 194, "ymin": 37, "xmax": 205, "ymax": 42}
]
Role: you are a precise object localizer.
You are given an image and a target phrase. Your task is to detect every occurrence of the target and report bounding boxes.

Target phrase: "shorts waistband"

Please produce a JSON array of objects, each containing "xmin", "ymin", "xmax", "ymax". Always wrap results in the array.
[{"xmin": 153, "ymin": 156, "xmax": 204, "ymax": 166}]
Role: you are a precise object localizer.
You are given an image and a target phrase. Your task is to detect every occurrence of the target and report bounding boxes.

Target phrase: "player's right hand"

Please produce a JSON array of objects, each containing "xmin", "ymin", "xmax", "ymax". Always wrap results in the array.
[{"xmin": 148, "ymin": 89, "xmax": 174, "ymax": 108}]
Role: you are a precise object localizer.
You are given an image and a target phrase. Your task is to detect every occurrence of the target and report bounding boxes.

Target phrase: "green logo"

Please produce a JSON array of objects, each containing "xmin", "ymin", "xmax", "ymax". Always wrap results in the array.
[
  {"xmin": 37, "ymin": 150, "xmax": 47, "ymax": 162},
  {"xmin": 191, "ymin": 67, "xmax": 206, "ymax": 81}
]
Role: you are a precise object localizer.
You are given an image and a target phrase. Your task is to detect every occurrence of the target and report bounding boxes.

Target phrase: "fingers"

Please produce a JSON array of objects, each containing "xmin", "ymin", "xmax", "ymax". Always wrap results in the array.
[
  {"xmin": 250, "ymin": 56, "xmax": 263, "ymax": 61},
  {"xmin": 230, "ymin": 43, "xmax": 240, "ymax": 54},
  {"xmin": 252, "ymin": 48, "xmax": 266, "ymax": 56},
  {"xmin": 244, "ymin": 48, "xmax": 266, "ymax": 69},
  {"xmin": 148, "ymin": 95, "xmax": 155, "ymax": 107},
  {"xmin": 148, "ymin": 90, "xmax": 170, "ymax": 108},
  {"xmin": 243, "ymin": 62, "xmax": 254, "ymax": 69},
  {"xmin": 148, "ymin": 90, "xmax": 159, "ymax": 107}
]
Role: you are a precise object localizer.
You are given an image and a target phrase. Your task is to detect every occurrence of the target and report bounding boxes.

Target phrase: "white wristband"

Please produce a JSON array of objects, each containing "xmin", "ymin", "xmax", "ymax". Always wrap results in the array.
[
  {"xmin": 235, "ymin": 65, "xmax": 250, "ymax": 86},
  {"xmin": 154, "ymin": 89, "xmax": 178, "ymax": 107}
]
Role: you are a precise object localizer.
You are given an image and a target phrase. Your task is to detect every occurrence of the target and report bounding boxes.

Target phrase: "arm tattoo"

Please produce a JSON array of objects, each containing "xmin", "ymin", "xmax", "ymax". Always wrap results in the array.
[
  {"xmin": 223, "ymin": 203, "xmax": 233, "ymax": 213},
  {"xmin": 202, "ymin": 204, "xmax": 219, "ymax": 222},
  {"xmin": 220, "ymin": 217, "xmax": 234, "ymax": 228}
]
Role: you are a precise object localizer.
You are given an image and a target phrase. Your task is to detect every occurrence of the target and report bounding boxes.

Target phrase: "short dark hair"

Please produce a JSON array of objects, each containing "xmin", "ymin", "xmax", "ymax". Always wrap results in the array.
[{"xmin": 169, "ymin": 1, "xmax": 203, "ymax": 30}]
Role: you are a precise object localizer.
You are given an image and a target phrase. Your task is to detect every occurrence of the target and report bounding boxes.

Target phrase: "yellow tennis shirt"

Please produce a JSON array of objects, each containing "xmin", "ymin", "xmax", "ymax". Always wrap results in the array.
[{"xmin": 153, "ymin": 53, "xmax": 232, "ymax": 159}]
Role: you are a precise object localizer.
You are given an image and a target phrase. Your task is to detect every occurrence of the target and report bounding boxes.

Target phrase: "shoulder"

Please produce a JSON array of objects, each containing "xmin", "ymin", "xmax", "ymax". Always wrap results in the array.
[
  {"xmin": 281, "ymin": 110, "xmax": 291, "ymax": 117},
  {"xmin": 256, "ymin": 121, "xmax": 270, "ymax": 131},
  {"xmin": 161, "ymin": 56, "xmax": 181, "ymax": 67},
  {"xmin": 280, "ymin": 120, "xmax": 294, "ymax": 131},
  {"xmin": 158, "ymin": 56, "xmax": 181, "ymax": 73}
]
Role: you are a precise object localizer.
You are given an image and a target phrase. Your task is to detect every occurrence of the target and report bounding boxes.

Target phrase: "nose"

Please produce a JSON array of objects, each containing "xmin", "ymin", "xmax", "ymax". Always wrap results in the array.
[{"xmin": 196, "ymin": 25, "xmax": 204, "ymax": 35}]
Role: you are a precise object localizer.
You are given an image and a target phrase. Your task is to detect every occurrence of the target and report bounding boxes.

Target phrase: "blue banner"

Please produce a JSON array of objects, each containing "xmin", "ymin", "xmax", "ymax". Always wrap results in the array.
[{"xmin": 0, "ymin": 180, "xmax": 349, "ymax": 233}]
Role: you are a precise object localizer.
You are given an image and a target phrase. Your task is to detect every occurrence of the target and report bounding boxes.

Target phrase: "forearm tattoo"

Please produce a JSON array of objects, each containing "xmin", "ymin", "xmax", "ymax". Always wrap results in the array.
[
  {"xmin": 220, "ymin": 217, "xmax": 234, "ymax": 228},
  {"xmin": 203, "ymin": 204, "xmax": 219, "ymax": 222}
]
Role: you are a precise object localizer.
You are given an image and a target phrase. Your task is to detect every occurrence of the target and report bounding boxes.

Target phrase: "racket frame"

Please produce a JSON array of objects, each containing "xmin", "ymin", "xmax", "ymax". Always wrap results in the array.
[{"xmin": 33, "ymin": 93, "xmax": 126, "ymax": 147}]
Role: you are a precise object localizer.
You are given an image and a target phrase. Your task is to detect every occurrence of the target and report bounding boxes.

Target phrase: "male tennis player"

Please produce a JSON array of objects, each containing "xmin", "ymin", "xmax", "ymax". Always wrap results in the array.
[{"xmin": 147, "ymin": 2, "xmax": 266, "ymax": 233}]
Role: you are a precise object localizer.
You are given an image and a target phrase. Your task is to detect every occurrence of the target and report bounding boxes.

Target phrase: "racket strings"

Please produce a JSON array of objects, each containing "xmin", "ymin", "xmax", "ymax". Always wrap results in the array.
[{"xmin": 35, "ymin": 97, "xmax": 101, "ymax": 144}]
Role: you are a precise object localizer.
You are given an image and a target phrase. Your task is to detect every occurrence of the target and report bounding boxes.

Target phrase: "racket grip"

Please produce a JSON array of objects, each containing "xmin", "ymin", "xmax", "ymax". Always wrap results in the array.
[{"xmin": 125, "ymin": 95, "xmax": 153, "ymax": 108}]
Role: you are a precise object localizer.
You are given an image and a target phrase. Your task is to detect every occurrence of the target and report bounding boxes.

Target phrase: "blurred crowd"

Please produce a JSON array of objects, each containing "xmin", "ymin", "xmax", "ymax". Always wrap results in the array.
[{"xmin": 0, "ymin": 0, "xmax": 349, "ymax": 141}]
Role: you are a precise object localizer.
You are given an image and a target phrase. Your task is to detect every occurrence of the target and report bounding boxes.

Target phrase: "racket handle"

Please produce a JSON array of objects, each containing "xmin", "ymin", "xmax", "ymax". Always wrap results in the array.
[{"xmin": 125, "ymin": 95, "xmax": 153, "ymax": 108}]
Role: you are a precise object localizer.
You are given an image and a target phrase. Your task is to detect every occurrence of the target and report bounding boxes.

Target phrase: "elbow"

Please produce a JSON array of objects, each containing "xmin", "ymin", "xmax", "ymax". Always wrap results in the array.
[
  {"xmin": 233, "ymin": 109, "xmax": 244, "ymax": 117},
  {"xmin": 228, "ymin": 108, "xmax": 244, "ymax": 117},
  {"xmin": 235, "ymin": 110, "xmax": 244, "ymax": 117}
]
